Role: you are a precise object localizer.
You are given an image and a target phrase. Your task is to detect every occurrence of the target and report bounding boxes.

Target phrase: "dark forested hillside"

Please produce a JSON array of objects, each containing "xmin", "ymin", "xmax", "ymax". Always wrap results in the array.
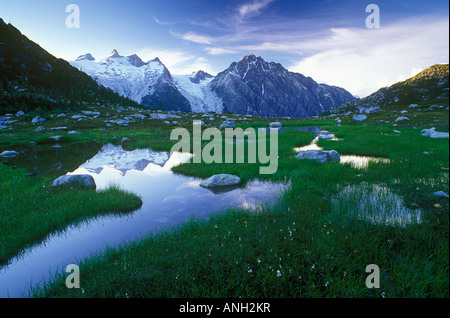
[{"xmin": 0, "ymin": 18, "xmax": 139, "ymax": 114}]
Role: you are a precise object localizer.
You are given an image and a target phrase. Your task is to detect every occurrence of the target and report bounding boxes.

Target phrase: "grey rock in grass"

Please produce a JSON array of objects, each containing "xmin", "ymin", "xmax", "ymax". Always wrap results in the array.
[
  {"xmin": 57, "ymin": 113, "xmax": 67, "ymax": 118},
  {"xmin": 219, "ymin": 121, "xmax": 235, "ymax": 130},
  {"xmin": 68, "ymin": 131, "xmax": 81, "ymax": 135},
  {"xmin": 434, "ymin": 191, "xmax": 449, "ymax": 198},
  {"xmin": 35, "ymin": 126, "xmax": 46, "ymax": 132},
  {"xmin": 428, "ymin": 105, "xmax": 443, "ymax": 110},
  {"xmin": 110, "ymin": 119, "xmax": 130, "ymax": 125},
  {"xmin": 0, "ymin": 150, "xmax": 19, "ymax": 157},
  {"xmin": 409, "ymin": 104, "xmax": 419, "ymax": 108},
  {"xmin": 318, "ymin": 131, "xmax": 336, "ymax": 139},
  {"xmin": 52, "ymin": 174, "xmax": 96, "ymax": 189},
  {"xmin": 200, "ymin": 174, "xmax": 241, "ymax": 188},
  {"xmin": 294, "ymin": 150, "xmax": 340, "ymax": 164},
  {"xmin": 395, "ymin": 116, "xmax": 410, "ymax": 122},
  {"xmin": 193, "ymin": 120, "xmax": 207, "ymax": 126},
  {"xmin": 352, "ymin": 114, "xmax": 367, "ymax": 121},
  {"xmin": 0, "ymin": 125, "xmax": 7, "ymax": 130},
  {"xmin": 32, "ymin": 116, "xmax": 46, "ymax": 124},
  {"xmin": 82, "ymin": 111, "xmax": 100, "ymax": 116},
  {"xmin": 132, "ymin": 114, "xmax": 147, "ymax": 120},
  {"xmin": 359, "ymin": 106, "xmax": 380, "ymax": 114},
  {"xmin": 421, "ymin": 128, "xmax": 449, "ymax": 139}
]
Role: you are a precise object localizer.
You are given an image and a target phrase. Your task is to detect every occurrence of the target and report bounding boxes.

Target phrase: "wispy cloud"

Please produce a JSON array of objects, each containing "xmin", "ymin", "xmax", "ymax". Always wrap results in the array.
[
  {"xmin": 153, "ymin": 17, "xmax": 176, "ymax": 26},
  {"xmin": 134, "ymin": 48, "xmax": 216, "ymax": 75},
  {"xmin": 171, "ymin": 56, "xmax": 217, "ymax": 75},
  {"xmin": 289, "ymin": 17, "xmax": 449, "ymax": 97},
  {"xmin": 156, "ymin": 1, "xmax": 448, "ymax": 96},
  {"xmin": 204, "ymin": 47, "xmax": 239, "ymax": 55},
  {"xmin": 135, "ymin": 48, "xmax": 194, "ymax": 67},
  {"xmin": 171, "ymin": 0, "xmax": 279, "ymax": 46},
  {"xmin": 170, "ymin": 30, "xmax": 215, "ymax": 45},
  {"xmin": 237, "ymin": 0, "xmax": 275, "ymax": 22}
]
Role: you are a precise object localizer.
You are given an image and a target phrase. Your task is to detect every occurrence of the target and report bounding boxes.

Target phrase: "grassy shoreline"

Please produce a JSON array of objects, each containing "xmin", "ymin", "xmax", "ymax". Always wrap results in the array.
[
  {"xmin": 0, "ymin": 163, "xmax": 143, "ymax": 264},
  {"xmin": 1, "ymin": 102, "xmax": 448, "ymax": 297},
  {"xmin": 34, "ymin": 126, "xmax": 450, "ymax": 297}
]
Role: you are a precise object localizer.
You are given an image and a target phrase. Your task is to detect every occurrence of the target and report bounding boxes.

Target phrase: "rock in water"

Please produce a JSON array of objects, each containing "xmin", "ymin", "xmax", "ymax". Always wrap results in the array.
[
  {"xmin": 200, "ymin": 174, "xmax": 241, "ymax": 187},
  {"xmin": 52, "ymin": 174, "xmax": 96, "ymax": 189},
  {"xmin": 0, "ymin": 150, "xmax": 19, "ymax": 157},
  {"xmin": 269, "ymin": 122, "xmax": 282, "ymax": 129},
  {"xmin": 294, "ymin": 150, "xmax": 341, "ymax": 164},
  {"xmin": 318, "ymin": 131, "xmax": 336, "ymax": 139}
]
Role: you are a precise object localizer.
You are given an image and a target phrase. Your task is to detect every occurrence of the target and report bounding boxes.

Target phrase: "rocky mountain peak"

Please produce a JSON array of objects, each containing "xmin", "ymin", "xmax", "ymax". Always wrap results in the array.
[
  {"xmin": 190, "ymin": 70, "xmax": 213, "ymax": 84},
  {"xmin": 127, "ymin": 54, "xmax": 146, "ymax": 67},
  {"xmin": 75, "ymin": 53, "xmax": 95, "ymax": 61},
  {"xmin": 106, "ymin": 49, "xmax": 122, "ymax": 60},
  {"xmin": 240, "ymin": 54, "xmax": 258, "ymax": 61},
  {"xmin": 150, "ymin": 57, "xmax": 162, "ymax": 64}
]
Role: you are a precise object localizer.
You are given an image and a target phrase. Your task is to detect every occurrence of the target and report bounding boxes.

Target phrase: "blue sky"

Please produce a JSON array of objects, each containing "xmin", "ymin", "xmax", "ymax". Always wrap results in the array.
[{"xmin": 0, "ymin": 0, "xmax": 448, "ymax": 97}]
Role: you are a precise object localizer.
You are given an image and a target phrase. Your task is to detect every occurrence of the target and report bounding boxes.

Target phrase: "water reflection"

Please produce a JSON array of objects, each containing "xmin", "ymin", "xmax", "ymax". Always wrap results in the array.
[
  {"xmin": 333, "ymin": 184, "xmax": 422, "ymax": 227},
  {"xmin": 0, "ymin": 144, "xmax": 289, "ymax": 298},
  {"xmin": 340, "ymin": 156, "xmax": 391, "ymax": 169},
  {"xmin": 0, "ymin": 142, "xmax": 103, "ymax": 179},
  {"xmin": 293, "ymin": 132, "xmax": 390, "ymax": 169}
]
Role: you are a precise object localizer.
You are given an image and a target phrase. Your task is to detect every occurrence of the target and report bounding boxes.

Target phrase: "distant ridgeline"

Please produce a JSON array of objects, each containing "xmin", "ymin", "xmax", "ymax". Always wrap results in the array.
[
  {"xmin": 0, "ymin": 18, "xmax": 139, "ymax": 114},
  {"xmin": 326, "ymin": 63, "xmax": 449, "ymax": 115}
]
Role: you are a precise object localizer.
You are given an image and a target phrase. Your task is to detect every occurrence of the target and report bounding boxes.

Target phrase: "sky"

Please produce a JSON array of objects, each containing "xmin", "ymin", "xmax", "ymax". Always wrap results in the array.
[{"xmin": 0, "ymin": 0, "xmax": 448, "ymax": 97}]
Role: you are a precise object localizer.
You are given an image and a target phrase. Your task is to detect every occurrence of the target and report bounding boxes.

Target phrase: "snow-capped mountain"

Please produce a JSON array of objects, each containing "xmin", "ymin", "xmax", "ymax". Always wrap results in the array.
[
  {"xmin": 173, "ymin": 71, "xmax": 223, "ymax": 113},
  {"xmin": 70, "ymin": 52, "xmax": 354, "ymax": 117},
  {"xmin": 209, "ymin": 54, "xmax": 355, "ymax": 118},
  {"xmin": 70, "ymin": 50, "xmax": 191, "ymax": 112},
  {"xmin": 0, "ymin": 19, "xmax": 139, "ymax": 114}
]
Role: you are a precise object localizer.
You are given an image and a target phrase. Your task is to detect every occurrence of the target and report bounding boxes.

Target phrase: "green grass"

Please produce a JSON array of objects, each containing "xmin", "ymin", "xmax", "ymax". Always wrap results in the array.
[
  {"xmin": 0, "ymin": 163, "xmax": 143, "ymax": 264},
  {"xmin": 26, "ymin": 113, "xmax": 449, "ymax": 298},
  {"xmin": 1, "ymin": 102, "xmax": 448, "ymax": 297}
]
